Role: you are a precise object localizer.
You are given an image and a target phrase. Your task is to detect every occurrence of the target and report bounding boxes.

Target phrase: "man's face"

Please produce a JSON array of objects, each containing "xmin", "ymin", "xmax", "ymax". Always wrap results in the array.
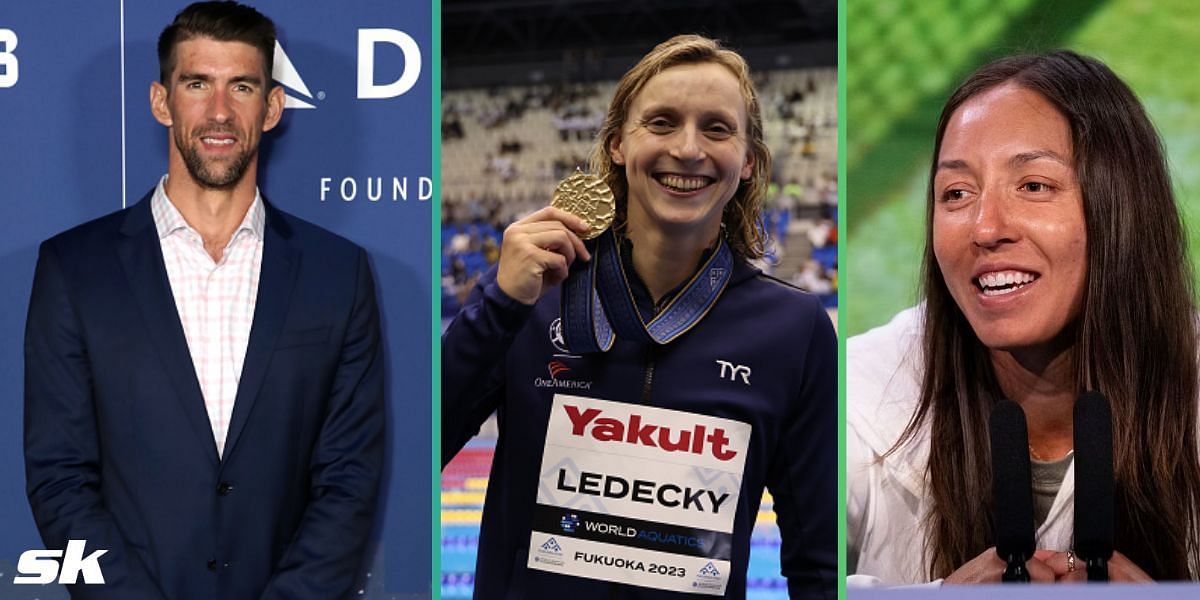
[{"xmin": 151, "ymin": 37, "xmax": 283, "ymax": 190}]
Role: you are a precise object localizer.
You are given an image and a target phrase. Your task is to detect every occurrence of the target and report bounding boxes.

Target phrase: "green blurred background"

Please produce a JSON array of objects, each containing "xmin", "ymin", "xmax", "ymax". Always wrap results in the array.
[{"xmin": 846, "ymin": 0, "xmax": 1200, "ymax": 336}]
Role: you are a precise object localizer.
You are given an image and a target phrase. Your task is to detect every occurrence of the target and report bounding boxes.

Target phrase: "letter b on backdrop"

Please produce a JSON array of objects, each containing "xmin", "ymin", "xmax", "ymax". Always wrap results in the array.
[{"xmin": 0, "ymin": 29, "xmax": 18, "ymax": 88}]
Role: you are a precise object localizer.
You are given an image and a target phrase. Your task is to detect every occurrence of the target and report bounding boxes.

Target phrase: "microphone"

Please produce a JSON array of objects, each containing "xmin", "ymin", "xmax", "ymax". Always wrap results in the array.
[
  {"xmin": 1073, "ymin": 391, "xmax": 1114, "ymax": 582},
  {"xmin": 990, "ymin": 399, "xmax": 1036, "ymax": 583}
]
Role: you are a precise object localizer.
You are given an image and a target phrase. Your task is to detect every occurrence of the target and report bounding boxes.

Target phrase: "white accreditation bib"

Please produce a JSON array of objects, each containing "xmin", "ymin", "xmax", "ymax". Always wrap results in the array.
[{"xmin": 528, "ymin": 394, "xmax": 752, "ymax": 595}]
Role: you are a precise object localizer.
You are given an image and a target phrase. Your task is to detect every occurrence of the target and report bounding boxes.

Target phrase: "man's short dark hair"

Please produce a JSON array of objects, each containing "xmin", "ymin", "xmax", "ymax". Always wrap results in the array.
[{"xmin": 157, "ymin": 1, "xmax": 276, "ymax": 85}]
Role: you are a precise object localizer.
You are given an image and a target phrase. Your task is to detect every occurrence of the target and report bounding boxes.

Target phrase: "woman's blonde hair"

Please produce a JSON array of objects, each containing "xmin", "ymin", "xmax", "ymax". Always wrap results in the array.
[{"xmin": 587, "ymin": 34, "xmax": 772, "ymax": 259}]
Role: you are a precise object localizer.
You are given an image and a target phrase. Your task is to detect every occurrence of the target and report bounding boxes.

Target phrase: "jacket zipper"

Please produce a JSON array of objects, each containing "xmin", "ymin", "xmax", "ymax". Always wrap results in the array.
[
  {"xmin": 614, "ymin": 296, "xmax": 663, "ymax": 598},
  {"xmin": 640, "ymin": 296, "xmax": 668, "ymax": 405},
  {"xmin": 641, "ymin": 345, "xmax": 657, "ymax": 404}
]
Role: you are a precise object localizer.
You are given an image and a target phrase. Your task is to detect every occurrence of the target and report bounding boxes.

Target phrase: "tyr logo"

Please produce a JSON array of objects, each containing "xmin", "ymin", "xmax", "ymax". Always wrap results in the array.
[{"xmin": 715, "ymin": 360, "xmax": 751, "ymax": 385}]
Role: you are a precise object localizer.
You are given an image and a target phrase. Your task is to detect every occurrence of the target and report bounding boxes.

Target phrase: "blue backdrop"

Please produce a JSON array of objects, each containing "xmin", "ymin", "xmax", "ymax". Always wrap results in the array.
[{"xmin": 0, "ymin": 0, "xmax": 431, "ymax": 596}]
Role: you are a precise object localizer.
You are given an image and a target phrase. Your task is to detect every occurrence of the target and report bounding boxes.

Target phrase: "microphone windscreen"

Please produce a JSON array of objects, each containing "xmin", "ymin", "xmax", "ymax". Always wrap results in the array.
[
  {"xmin": 1074, "ymin": 391, "xmax": 1114, "ymax": 560},
  {"xmin": 990, "ymin": 399, "xmax": 1036, "ymax": 561}
]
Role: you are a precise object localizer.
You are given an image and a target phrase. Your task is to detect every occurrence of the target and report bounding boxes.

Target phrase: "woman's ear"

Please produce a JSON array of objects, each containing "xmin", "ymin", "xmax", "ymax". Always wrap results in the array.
[{"xmin": 609, "ymin": 135, "xmax": 625, "ymax": 166}]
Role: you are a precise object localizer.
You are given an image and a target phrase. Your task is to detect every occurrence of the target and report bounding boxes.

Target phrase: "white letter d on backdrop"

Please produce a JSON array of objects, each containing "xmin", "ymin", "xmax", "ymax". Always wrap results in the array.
[{"xmin": 357, "ymin": 29, "xmax": 421, "ymax": 99}]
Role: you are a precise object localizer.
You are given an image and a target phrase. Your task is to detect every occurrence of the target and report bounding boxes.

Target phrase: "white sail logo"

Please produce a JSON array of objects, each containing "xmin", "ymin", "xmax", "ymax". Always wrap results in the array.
[
  {"xmin": 273, "ymin": 30, "xmax": 423, "ymax": 110},
  {"xmin": 273, "ymin": 42, "xmax": 315, "ymax": 109}
]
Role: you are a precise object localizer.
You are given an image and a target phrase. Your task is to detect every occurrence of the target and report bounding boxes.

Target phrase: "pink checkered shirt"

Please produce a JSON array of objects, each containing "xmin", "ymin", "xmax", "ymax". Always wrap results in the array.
[{"xmin": 152, "ymin": 177, "xmax": 265, "ymax": 457}]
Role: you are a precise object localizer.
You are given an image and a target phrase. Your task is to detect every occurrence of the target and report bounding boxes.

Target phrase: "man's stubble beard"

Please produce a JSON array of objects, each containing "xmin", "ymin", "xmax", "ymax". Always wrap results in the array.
[{"xmin": 174, "ymin": 126, "xmax": 256, "ymax": 191}]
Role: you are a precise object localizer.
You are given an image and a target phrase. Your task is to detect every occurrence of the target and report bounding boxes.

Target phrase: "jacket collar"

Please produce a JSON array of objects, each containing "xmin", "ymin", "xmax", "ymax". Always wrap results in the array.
[{"xmin": 117, "ymin": 189, "xmax": 299, "ymax": 466}]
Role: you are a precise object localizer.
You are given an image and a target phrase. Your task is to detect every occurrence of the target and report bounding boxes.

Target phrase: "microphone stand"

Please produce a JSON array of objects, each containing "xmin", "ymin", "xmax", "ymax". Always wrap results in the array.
[
  {"xmin": 1074, "ymin": 391, "xmax": 1114, "ymax": 583},
  {"xmin": 991, "ymin": 400, "xmax": 1036, "ymax": 584},
  {"xmin": 1085, "ymin": 557, "xmax": 1108, "ymax": 582},
  {"xmin": 1001, "ymin": 554, "xmax": 1031, "ymax": 583}
]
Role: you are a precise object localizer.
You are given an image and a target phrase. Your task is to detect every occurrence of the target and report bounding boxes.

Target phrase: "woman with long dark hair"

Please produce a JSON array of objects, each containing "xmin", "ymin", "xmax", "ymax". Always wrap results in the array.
[{"xmin": 848, "ymin": 50, "xmax": 1200, "ymax": 584}]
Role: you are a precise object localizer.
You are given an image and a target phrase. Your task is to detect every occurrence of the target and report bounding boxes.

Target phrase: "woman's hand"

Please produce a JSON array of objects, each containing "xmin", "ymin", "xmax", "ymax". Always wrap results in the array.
[
  {"xmin": 943, "ymin": 547, "xmax": 1056, "ymax": 584},
  {"xmin": 495, "ymin": 207, "xmax": 592, "ymax": 305},
  {"xmin": 1042, "ymin": 550, "xmax": 1154, "ymax": 583}
]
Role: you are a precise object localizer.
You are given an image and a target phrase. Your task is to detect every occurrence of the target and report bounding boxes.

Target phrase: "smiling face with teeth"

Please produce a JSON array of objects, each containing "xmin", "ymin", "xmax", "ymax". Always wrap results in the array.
[
  {"xmin": 932, "ymin": 83, "xmax": 1087, "ymax": 353},
  {"xmin": 151, "ymin": 37, "xmax": 283, "ymax": 191},
  {"xmin": 609, "ymin": 62, "xmax": 754, "ymax": 246}
]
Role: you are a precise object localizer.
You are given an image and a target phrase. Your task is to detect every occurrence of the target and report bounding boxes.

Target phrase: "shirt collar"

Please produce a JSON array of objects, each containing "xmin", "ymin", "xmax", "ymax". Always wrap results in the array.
[
  {"xmin": 617, "ymin": 235, "xmax": 715, "ymax": 317},
  {"xmin": 150, "ymin": 175, "xmax": 265, "ymax": 242}
]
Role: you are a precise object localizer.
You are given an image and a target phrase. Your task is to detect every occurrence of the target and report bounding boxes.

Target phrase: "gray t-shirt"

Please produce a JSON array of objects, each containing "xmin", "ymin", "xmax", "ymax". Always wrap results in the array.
[{"xmin": 1031, "ymin": 453, "xmax": 1073, "ymax": 527}]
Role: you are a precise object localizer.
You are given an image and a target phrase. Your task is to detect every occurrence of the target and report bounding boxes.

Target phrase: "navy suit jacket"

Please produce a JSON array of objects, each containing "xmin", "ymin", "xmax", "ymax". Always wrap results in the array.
[{"xmin": 24, "ymin": 191, "xmax": 385, "ymax": 599}]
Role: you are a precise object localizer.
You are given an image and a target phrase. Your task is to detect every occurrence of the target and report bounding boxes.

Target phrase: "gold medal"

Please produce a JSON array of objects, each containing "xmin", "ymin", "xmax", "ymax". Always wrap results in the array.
[{"xmin": 550, "ymin": 170, "xmax": 615, "ymax": 240}]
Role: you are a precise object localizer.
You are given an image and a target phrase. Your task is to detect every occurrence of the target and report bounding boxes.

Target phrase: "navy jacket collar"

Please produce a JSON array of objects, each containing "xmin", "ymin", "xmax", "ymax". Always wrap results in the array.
[{"xmin": 116, "ymin": 189, "xmax": 300, "ymax": 466}]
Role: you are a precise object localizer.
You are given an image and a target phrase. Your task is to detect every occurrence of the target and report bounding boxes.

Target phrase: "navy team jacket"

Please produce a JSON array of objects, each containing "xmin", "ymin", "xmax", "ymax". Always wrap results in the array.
[{"xmin": 442, "ymin": 256, "xmax": 836, "ymax": 599}]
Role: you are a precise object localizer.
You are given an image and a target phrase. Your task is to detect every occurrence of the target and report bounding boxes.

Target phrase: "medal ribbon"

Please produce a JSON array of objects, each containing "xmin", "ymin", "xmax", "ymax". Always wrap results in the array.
[{"xmin": 560, "ymin": 229, "xmax": 732, "ymax": 354}]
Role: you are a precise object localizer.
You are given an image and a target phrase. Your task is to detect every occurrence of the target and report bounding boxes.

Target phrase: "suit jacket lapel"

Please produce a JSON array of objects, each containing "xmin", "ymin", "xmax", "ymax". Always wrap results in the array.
[
  {"xmin": 221, "ymin": 200, "xmax": 299, "ymax": 464},
  {"xmin": 117, "ymin": 193, "xmax": 220, "ymax": 467}
]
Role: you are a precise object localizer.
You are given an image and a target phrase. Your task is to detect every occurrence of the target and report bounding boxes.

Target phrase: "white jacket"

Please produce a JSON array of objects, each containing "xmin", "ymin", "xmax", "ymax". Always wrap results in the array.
[{"xmin": 846, "ymin": 306, "xmax": 1075, "ymax": 586}]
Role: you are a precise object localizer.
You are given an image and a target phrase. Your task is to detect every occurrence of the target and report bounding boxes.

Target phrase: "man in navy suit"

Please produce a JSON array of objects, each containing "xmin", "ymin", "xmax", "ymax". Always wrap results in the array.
[{"xmin": 23, "ymin": 2, "xmax": 384, "ymax": 598}]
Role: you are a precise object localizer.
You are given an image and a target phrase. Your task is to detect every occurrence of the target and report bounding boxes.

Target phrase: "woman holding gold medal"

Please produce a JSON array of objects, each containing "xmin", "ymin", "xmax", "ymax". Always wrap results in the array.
[{"xmin": 442, "ymin": 34, "xmax": 836, "ymax": 598}]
